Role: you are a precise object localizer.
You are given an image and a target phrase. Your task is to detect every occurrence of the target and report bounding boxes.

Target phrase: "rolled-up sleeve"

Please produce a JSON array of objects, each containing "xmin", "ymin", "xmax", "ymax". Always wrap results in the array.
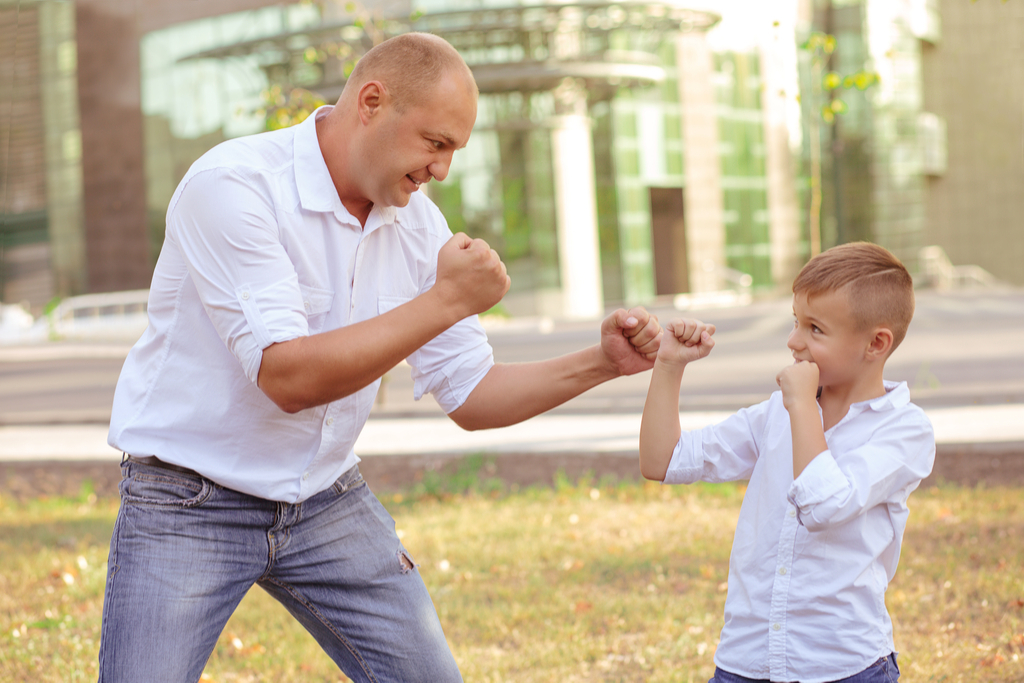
[
  {"xmin": 665, "ymin": 400, "xmax": 769, "ymax": 485},
  {"xmin": 788, "ymin": 410, "xmax": 935, "ymax": 532},
  {"xmin": 167, "ymin": 167, "xmax": 309, "ymax": 383},
  {"xmin": 409, "ymin": 316, "xmax": 494, "ymax": 413}
]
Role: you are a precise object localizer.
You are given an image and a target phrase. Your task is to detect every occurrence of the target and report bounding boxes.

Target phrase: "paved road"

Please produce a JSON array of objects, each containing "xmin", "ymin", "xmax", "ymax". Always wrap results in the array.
[{"xmin": 2, "ymin": 288, "xmax": 1022, "ymax": 426}]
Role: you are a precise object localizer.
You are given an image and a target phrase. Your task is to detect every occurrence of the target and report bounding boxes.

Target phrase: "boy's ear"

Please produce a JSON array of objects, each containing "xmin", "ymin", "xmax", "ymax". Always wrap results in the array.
[{"xmin": 866, "ymin": 327, "xmax": 894, "ymax": 360}]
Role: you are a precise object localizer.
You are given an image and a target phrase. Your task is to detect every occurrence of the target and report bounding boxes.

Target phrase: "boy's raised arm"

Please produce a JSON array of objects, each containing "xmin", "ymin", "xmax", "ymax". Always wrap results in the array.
[
  {"xmin": 776, "ymin": 361, "xmax": 828, "ymax": 478},
  {"xmin": 639, "ymin": 319, "xmax": 715, "ymax": 481}
]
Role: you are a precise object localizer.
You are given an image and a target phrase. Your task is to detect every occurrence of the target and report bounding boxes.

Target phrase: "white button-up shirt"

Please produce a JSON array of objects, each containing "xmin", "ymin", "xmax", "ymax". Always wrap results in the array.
[
  {"xmin": 109, "ymin": 106, "xmax": 494, "ymax": 503},
  {"xmin": 665, "ymin": 381, "xmax": 934, "ymax": 682}
]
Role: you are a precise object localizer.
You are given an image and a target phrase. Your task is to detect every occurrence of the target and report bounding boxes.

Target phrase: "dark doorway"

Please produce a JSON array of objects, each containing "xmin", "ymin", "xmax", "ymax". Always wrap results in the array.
[{"xmin": 649, "ymin": 187, "xmax": 688, "ymax": 295}]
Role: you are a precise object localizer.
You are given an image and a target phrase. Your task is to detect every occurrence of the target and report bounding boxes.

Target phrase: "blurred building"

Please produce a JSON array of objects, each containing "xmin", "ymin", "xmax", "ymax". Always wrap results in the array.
[
  {"xmin": 1, "ymin": 0, "xmax": 1021, "ymax": 317},
  {"xmin": 799, "ymin": 0, "xmax": 1024, "ymax": 286}
]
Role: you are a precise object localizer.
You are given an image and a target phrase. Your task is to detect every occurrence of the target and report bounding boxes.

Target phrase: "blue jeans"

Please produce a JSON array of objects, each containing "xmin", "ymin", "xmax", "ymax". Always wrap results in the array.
[
  {"xmin": 98, "ymin": 459, "xmax": 462, "ymax": 683},
  {"xmin": 710, "ymin": 653, "xmax": 899, "ymax": 683}
]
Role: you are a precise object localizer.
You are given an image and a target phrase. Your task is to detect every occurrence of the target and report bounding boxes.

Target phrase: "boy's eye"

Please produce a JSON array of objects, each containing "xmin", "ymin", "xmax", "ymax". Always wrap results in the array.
[{"xmin": 812, "ymin": 325, "xmax": 822, "ymax": 334}]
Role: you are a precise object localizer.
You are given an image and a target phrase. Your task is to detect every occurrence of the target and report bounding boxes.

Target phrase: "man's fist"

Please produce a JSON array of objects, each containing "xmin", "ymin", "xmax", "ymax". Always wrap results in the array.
[
  {"xmin": 434, "ymin": 233, "xmax": 511, "ymax": 319},
  {"xmin": 601, "ymin": 307, "xmax": 662, "ymax": 376}
]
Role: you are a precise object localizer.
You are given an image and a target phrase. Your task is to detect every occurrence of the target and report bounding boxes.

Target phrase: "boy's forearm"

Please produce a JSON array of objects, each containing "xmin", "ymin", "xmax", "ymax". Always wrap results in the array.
[
  {"xmin": 639, "ymin": 360, "xmax": 686, "ymax": 482},
  {"xmin": 788, "ymin": 400, "xmax": 828, "ymax": 478}
]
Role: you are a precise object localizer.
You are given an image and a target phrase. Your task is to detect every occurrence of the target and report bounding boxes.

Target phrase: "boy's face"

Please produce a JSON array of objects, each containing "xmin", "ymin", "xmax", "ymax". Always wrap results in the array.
[{"xmin": 788, "ymin": 289, "xmax": 875, "ymax": 390}]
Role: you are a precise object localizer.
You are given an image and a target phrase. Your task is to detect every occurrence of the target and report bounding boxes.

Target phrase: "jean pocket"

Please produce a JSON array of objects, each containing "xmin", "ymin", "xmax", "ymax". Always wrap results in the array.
[
  {"xmin": 121, "ymin": 467, "xmax": 214, "ymax": 508},
  {"xmin": 330, "ymin": 466, "xmax": 366, "ymax": 497}
]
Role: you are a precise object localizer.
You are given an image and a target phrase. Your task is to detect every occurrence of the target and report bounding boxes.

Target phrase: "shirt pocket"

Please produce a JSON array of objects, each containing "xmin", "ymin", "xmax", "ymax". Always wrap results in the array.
[
  {"xmin": 377, "ymin": 295, "xmax": 413, "ymax": 315},
  {"xmin": 299, "ymin": 284, "xmax": 334, "ymax": 335}
]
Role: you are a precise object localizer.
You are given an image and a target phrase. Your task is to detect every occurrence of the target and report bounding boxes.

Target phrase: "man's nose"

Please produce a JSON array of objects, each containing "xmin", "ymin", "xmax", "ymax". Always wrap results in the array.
[{"xmin": 427, "ymin": 151, "xmax": 454, "ymax": 182}]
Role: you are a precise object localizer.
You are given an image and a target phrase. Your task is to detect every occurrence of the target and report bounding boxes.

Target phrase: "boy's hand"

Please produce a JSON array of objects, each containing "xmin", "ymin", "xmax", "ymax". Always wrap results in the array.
[
  {"xmin": 657, "ymin": 318, "xmax": 716, "ymax": 369},
  {"xmin": 776, "ymin": 361, "xmax": 819, "ymax": 411}
]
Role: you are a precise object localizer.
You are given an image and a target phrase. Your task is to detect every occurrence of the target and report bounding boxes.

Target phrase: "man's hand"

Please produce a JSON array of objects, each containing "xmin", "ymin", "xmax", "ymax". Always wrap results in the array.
[
  {"xmin": 433, "ymin": 233, "xmax": 511, "ymax": 319},
  {"xmin": 601, "ymin": 308, "xmax": 663, "ymax": 376},
  {"xmin": 776, "ymin": 361, "xmax": 819, "ymax": 412},
  {"xmin": 656, "ymin": 318, "xmax": 716, "ymax": 369}
]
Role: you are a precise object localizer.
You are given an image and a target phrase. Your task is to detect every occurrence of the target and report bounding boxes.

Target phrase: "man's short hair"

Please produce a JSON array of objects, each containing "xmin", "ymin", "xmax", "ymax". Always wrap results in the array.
[
  {"xmin": 347, "ymin": 32, "xmax": 476, "ymax": 110},
  {"xmin": 792, "ymin": 242, "xmax": 915, "ymax": 352}
]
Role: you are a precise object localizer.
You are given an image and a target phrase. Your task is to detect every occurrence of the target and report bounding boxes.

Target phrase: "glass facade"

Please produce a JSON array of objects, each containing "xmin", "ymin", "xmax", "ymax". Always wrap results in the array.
[
  {"xmin": 140, "ymin": 4, "xmax": 321, "ymax": 256},
  {"xmin": 135, "ymin": 1, "xmax": 780, "ymax": 314}
]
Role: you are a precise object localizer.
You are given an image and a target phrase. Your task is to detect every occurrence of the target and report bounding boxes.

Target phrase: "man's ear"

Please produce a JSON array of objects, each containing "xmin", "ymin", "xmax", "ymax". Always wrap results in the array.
[
  {"xmin": 356, "ymin": 81, "xmax": 386, "ymax": 125},
  {"xmin": 866, "ymin": 327, "xmax": 894, "ymax": 360}
]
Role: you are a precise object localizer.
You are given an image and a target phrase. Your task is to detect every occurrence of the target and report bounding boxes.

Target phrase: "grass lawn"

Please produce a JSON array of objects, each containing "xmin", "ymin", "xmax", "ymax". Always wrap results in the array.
[{"xmin": 1, "ymin": 471, "xmax": 1022, "ymax": 682}]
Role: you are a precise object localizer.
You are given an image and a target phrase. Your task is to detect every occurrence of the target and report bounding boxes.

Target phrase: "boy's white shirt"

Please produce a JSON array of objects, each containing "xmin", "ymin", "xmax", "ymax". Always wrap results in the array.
[{"xmin": 666, "ymin": 380, "xmax": 934, "ymax": 682}]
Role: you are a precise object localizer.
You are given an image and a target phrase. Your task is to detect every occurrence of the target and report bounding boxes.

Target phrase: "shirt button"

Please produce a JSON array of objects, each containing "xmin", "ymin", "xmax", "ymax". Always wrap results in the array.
[
  {"xmin": 326, "ymin": 417, "xmax": 334, "ymax": 426},
  {"xmin": 772, "ymin": 623, "xmax": 782, "ymax": 631},
  {"xmin": 788, "ymin": 508, "xmax": 797, "ymax": 518},
  {"xmin": 778, "ymin": 567, "xmax": 788, "ymax": 576},
  {"xmin": 241, "ymin": 291, "xmax": 250, "ymax": 300},
  {"xmin": 304, "ymin": 301, "xmax": 311, "ymax": 310},
  {"xmin": 302, "ymin": 472, "xmax": 310, "ymax": 481}
]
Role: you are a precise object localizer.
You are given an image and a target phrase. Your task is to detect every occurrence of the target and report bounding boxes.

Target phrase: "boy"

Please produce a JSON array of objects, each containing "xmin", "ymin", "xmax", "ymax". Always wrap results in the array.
[{"xmin": 639, "ymin": 243, "xmax": 935, "ymax": 682}]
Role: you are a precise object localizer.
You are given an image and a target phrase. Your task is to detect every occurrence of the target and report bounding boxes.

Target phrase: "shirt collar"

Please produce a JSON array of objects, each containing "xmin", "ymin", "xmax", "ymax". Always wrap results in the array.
[
  {"xmin": 865, "ymin": 380, "xmax": 910, "ymax": 411},
  {"xmin": 293, "ymin": 105, "xmax": 400, "ymax": 233},
  {"xmin": 293, "ymin": 105, "xmax": 343, "ymax": 216}
]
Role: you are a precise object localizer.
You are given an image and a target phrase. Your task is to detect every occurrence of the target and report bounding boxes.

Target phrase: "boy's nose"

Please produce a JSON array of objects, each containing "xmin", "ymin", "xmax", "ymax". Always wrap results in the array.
[{"xmin": 787, "ymin": 327, "xmax": 802, "ymax": 351}]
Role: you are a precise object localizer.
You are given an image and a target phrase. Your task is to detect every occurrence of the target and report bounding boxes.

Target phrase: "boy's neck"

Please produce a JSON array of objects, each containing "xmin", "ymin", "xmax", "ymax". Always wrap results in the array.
[{"xmin": 818, "ymin": 369, "xmax": 887, "ymax": 431}]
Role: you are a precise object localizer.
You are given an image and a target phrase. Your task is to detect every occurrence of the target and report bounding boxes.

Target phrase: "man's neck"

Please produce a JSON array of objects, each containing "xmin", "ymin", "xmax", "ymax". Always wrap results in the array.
[
  {"xmin": 342, "ymin": 199, "xmax": 373, "ymax": 228},
  {"xmin": 316, "ymin": 112, "xmax": 372, "ymax": 228}
]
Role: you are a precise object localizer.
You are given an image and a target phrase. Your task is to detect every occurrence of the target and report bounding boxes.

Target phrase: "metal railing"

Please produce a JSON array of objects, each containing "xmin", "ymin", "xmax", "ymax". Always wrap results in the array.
[
  {"xmin": 918, "ymin": 246, "xmax": 998, "ymax": 290},
  {"xmin": 46, "ymin": 289, "xmax": 151, "ymax": 340}
]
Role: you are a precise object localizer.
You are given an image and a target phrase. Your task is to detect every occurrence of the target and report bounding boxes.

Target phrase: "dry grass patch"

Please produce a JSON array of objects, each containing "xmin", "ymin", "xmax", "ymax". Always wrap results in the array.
[{"xmin": 0, "ymin": 477, "xmax": 1022, "ymax": 682}]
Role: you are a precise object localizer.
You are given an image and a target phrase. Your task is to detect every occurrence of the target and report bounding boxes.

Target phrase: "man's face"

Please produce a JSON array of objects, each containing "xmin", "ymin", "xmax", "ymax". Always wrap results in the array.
[
  {"xmin": 788, "ymin": 290, "xmax": 873, "ymax": 390},
  {"xmin": 361, "ymin": 74, "xmax": 477, "ymax": 209}
]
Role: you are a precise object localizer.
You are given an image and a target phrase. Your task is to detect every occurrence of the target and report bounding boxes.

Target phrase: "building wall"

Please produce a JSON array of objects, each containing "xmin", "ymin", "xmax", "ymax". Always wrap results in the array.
[
  {"xmin": 73, "ymin": 0, "xmax": 285, "ymax": 294},
  {"xmin": 920, "ymin": 0, "xmax": 1024, "ymax": 285},
  {"xmin": 0, "ymin": 2, "xmax": 54, "ymax": 309}
]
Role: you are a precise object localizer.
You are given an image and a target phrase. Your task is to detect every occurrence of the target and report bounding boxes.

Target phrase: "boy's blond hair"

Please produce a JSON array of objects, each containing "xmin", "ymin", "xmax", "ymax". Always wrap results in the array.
[{"xmin": 793, "ymin": 242, "xmax": 915, "ymax": 353}]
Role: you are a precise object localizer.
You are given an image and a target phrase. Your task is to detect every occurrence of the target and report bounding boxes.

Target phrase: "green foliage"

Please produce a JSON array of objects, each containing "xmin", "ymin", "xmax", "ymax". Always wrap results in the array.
[
  {"xmin": 405, "ymin": 453, "xmax": 505, "ymax": 502},
  {"xmin": 260, "ymin": 87, "xmax": 327, "ymax": 131},
  {"xmin": 801, "ymin": 32, "xmax": 880, "ymax": 123},
  {"xmin": 41, "ymin": 296, "xmax": 62, "ymax": 317},
  {"xmin": 257, "ymin": 1, "xmax": 429, "ymax": 132}
]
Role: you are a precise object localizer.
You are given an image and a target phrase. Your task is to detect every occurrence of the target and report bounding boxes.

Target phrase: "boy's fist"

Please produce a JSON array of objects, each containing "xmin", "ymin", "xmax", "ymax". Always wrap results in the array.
[
  {"xmin": 776, "ymin": 360, "xmax": 820, "ymax": 410},
  {"xmin": 657, "ymin": 318, "xmax": 716, "ymax": 367}
]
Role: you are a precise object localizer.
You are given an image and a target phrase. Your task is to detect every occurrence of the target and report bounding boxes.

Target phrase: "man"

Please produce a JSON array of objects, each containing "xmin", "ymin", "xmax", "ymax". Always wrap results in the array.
[{"xmin": 101, "ymin": 33, "xmax": 661, "ymax": 682}]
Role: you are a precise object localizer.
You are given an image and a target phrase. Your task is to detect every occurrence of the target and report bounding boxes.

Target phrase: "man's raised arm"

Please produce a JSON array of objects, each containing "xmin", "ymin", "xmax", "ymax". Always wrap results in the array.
[
  {"xmin": 257, "ymin": 233, "xmax": 509, "ymax": 413},
  {"xmin": 447, "ymin": 308, "xmax": 662, "ymax": 431}
]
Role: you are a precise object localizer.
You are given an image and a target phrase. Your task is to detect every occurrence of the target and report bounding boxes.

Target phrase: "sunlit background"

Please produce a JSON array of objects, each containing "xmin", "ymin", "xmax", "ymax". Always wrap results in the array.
[{"xmin": 1, "ymin": 0, "xmax": 1021, "ymax": 323}]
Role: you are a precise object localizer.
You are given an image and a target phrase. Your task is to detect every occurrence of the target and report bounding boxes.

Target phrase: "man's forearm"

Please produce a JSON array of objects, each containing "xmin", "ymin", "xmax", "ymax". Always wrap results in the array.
[
  {"xmin": 258, "ymin": 289, "xmax": 461, "ymax": 413},
  {"xmin": 639, "ymin": 361, "xmax": 685, "ymax": 482},
  {"xmin": 447, "ymin": 345, "xmax": 618, "ymax": 430}
]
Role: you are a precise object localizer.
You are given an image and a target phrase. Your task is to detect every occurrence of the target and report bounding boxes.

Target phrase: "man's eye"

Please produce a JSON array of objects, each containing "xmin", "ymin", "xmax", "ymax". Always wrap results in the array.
[{"xmin": 431, "ymin": 140, "xmax": 443, "ymax": 149}]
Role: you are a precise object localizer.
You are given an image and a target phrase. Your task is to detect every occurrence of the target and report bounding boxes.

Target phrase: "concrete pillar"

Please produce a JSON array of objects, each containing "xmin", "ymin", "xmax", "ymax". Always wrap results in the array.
[
  {"xmin": 759, "ymin": 16, "xmax": 803, "ymax": 292},
  {"xmin": 676, "ymin": 31, "xmax": 726, "ymax": 294},
  {"xmin": 38, "ymin": 0, "xmax": 87, "ymax": 297},
  {"xmin": 550, "ymin": 78, "xmax": 603, "ymax": 319}
]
